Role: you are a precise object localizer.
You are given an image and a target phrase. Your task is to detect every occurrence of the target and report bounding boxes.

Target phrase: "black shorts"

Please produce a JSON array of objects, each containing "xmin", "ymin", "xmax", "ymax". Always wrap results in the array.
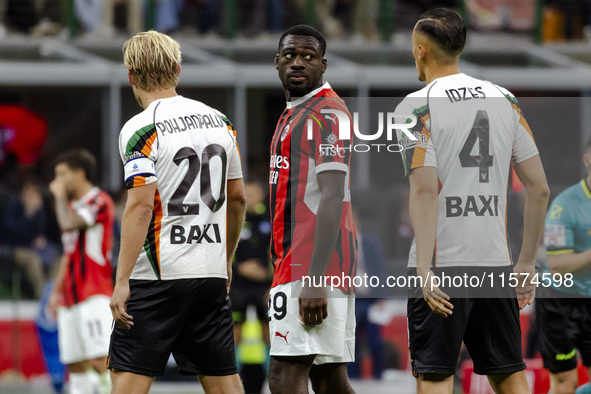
[
  {"xmin": 407, "ymin": 267, "xmax": 526, "ymax": 376},
  {"xmin": 535, "ymin": 286, "xmax": 591, "ymax": 373},
  {"xmin": 108, "ymin": 278, "xmax": 237, "ymax": 377},
  {"xmin": 229, "ymin": 278, "xmax": 269, "ymax": 323}
]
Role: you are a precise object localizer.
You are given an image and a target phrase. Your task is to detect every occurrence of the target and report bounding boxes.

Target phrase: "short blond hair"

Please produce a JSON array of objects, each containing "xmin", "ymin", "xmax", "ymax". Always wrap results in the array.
[{"xmin": 123, "ymin": 31, "xmax": 182, "ymax": 91}]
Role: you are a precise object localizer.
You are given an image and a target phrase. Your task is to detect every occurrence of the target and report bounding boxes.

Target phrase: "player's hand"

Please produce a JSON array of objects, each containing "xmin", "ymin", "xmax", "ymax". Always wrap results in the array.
[
  {"xmin": 419, "ymin": 269, "xmax": 453, "ymax": 318},
  {"xmin": 237, "ymin": 259, "xmax": 267, "ymax": 282},
  {"xmin": 110, "ymin": 282, "xmax": 133, "ymax": 330},
  {"xmin": 299, "ymin": 285, "xmax": 328, "ymax": 327},
  {"xmin": 513, "ymin": 262, "xmax": 536, "ymax": 310},
  {"xmin": 48, "ymin": 291, "xmax": 61, "ymax": 319},
  {"xmin": 49, "ymin": 178, "xmax": 66, "ymax": 198}
]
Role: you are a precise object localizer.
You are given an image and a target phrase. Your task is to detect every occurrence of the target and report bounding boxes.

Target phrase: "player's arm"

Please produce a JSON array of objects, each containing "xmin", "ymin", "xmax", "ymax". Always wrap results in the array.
[
  {"xmin": 48, "ymin": 254, "xmax": 68, "ymax": 318},
  {"xmin": 513, "ymin": 154, "xmax": 550, "ymax": 308},
  {"xmin": 49, "ymin": 179, "xmax": 88, "ymax": 231},
  {"xmin": 408, "ymin": 166, "xmax": 453, "ymax": 318},
  {"xmin": 110, "ymin": 183, "xmax": 156, "ymax": 329},
  {"xmin": 299, "ymin": 170, "xmax": 345, "ymax": 326},
  {"xmin": 226, "ymin": 178, "xmax": 246, "ymax": 293},
  {"xmin": 547, "ymin": 249, "xmax": 591, "ymax": 276}
]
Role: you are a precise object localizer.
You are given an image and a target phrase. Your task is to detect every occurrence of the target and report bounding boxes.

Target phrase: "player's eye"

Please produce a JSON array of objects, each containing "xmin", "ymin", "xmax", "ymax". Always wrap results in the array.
[
  {"xmin": 285, "ymin": 53, "xmax": 293, "ymax": 59},
  {"xmin": 304, "ymin": 54, "xmax": 313, "ymax": 60}
]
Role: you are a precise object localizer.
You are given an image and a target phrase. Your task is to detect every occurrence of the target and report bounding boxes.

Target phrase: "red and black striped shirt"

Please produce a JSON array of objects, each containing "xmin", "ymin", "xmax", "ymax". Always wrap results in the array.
[
  {"xmin": 269, "ymin": 83, "xmax": 357, "ymax": 293},
  {"xmin": 61, "ymin": 188, "xmax": 114, "ymax": 307}
]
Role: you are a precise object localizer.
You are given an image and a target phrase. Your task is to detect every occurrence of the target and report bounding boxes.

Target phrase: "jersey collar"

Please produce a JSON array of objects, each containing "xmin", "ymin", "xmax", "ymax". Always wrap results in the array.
[
  {"xmin": 286, "ymin": 82, "xmax": 331, "ymax": 109},
  {"xmin": 72, "ymin": 187, "xmax": 100, "ymax": 209},
  {"xmin": 147, "ymin": 95, "xmax": 183, "ymax": 110},
  {"xmin": 429, "ymin": 72, "xmax": 464, "ymax": 85},
  {"xmin": 581, "ymin": 179, "xmax": 591, "ymax": 199}
]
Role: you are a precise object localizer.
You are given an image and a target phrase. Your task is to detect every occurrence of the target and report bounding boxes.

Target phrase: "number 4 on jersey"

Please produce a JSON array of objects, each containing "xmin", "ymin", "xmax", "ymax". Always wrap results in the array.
[{"xmin": 459, "ymin": 110, "xmax": 494, "ymax": 183}]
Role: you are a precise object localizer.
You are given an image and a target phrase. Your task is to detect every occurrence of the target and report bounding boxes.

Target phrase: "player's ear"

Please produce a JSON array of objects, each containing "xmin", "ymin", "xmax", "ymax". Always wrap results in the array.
[
  {"xmin": 274, "ymin": 54, "xmax": 279, "ymax": 70},
  {"xmin": 127, "ymin": 70, "xmax": 135, "ymax": 85},
  {"xmin": 177, "ymin": 65, "xmax": 181, "ymax": 75},
  {"xmin": 418, "ymin": 44, "xmax": 426, "ymax": 60},
  {"xmin": 322, "ymin": 57, "xmax": 327, "ymax": 74}
]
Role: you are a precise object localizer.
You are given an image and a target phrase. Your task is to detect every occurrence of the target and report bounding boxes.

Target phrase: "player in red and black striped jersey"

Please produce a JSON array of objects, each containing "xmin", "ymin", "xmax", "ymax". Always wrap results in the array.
[
  {"xmin": 269, "ymin": 84, "xmax": 357, "ymax": 291},
  {"xmin": 268, "ymin": 25, "xmax": 357, "ymax": 394},
  {"xmin": 48, "ymin": 148, "xmax": 115, "ymax": 394}
]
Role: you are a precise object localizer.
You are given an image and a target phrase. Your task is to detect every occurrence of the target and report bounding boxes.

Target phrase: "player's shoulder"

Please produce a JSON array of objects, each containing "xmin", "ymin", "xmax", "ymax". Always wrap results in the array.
[
  {"xmin": 119, "ymin": 112, "xmax": 155, "ymax": 161},
  {"xmin": 490, "ymin": 83, "xmax": 513, "ymax": 98},
  {"xmin": 211, "ymin": 107, "xmax": 233, "ymax": 128},
  {"xmin": 467, "ymin": 78, "xmax": 521, "ymax": 108},
  {"xmin": 547, "ymin": 183, "xmax": 582, "ymax": 221},
  {"xmin": 485, "ymin": 82, "xmax": 521, "ymax": 108},
  {"xmin": 319, "ymin": 86, "xmax": 347, "ymax": 105},
  {"xmin": 312, "ymin": 86, "xmax": 352, "ymax": 120},
  {"xmin": 120, "ymin": 107, "xmax": 154, "ymax": 138},
  {"xmin": 321, "ymin": 85, "xmax": 340, "ymax": 98},
  {"xmin": 555, "ymin": 181, "xmax": 586, "ymax": 204},
  {"xmin": 406, "ymin": 83, "xmax": 432, "ymax": 99},
  {"xmin": 96, "ymin": 188, "xmax": 115, "ymax": 205},
  {"xmin": 395, "ymin": 85, "xmax": 430, "ymax": 113},
  {"xmin": 87, "ymin": 188, "xmax": 115, "ymax": 212}
]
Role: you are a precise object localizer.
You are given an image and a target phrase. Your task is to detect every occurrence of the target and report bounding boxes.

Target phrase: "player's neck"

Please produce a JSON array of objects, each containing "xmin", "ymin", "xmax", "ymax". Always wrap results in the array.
[
  {"xmin": 139, "ymin": 88, "xmax": 178, "ymax": 109},
  {"xmin": 424, "ymin": 64, "xmax": 461, "ymax": 84},
  {"xmin": 284, "ymin": 81, "xmax": 324, "ymax": 102},
  {"xmin": 72, "ymin": 182, "xmax": 93, "ymax": 201}
]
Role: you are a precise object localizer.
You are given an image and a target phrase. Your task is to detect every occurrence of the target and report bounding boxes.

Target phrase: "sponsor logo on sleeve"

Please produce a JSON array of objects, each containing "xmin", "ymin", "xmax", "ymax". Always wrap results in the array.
[
  {"xmin": 545, "ymin": 224, "xmax": 566, "ymax": 247},
  {"xmin": 125, "ymin": 151, "xmax": 146, "ymax": 163}
]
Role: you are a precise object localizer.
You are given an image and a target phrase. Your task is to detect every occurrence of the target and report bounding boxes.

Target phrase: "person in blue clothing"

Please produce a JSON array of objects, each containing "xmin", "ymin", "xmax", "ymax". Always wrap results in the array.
[
  {"xmin": 537, "ymin": 137, "xmax": 591, "ymax": 394},
  {"xmin": 0, "ymin": 180, "xmax": 49, "ymax": 298}
]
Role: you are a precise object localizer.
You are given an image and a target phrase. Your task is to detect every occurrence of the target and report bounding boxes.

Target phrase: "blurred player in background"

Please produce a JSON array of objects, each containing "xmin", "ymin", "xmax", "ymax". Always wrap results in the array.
[
  {"xmin": 347, "ymin": 209, "xmax": 386, "ymax": 380},
  {"xmin": 107, "ymin": 31, "xmax": 245, "ymax": 394},
  {"xmin": 268, "ymin": 24, "xmax": 357, "ymax": 394},
  {"xmin": 230, "ymin": 180, "xmax": 272, "ymax": 392},
  {"xmin": 537, "ymin": 137, "xmax": 591, "ymax": 394},
  {"xmin": 48, "ymin": 148, "xmax": 115, "ymax": 394},
  {"xmin": 395, "ymin": 8, "xmax": 549, "ymax": 394}
]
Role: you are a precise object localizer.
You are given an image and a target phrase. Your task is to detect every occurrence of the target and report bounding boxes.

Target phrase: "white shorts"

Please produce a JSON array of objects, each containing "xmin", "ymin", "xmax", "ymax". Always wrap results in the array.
[
  {"xmin": 268, "ymin": 280, "xmax": 355, "ymax": 365},
  {"xmin": 57, "ymin": 295, "xmax": 112, "ymax": 364}
]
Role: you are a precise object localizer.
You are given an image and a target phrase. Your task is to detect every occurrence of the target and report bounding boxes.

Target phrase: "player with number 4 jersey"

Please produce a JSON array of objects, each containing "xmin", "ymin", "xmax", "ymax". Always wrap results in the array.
[
  {"xmin": 396, "ymin": 9, "xmax": 549, "ymax": 394},
  {"xmin": 396, "ymin": 73, "xmax": 538, "ymax": 269},
  {"xmin": 108, "ymin": 31, "xmax": 245, "ymax": 394}
]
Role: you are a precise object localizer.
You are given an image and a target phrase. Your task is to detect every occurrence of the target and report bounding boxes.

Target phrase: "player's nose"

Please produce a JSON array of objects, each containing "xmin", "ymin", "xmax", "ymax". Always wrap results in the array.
[{"xmin": 291, "ymin": 55, "xmax": 305, "ymax": 69}]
